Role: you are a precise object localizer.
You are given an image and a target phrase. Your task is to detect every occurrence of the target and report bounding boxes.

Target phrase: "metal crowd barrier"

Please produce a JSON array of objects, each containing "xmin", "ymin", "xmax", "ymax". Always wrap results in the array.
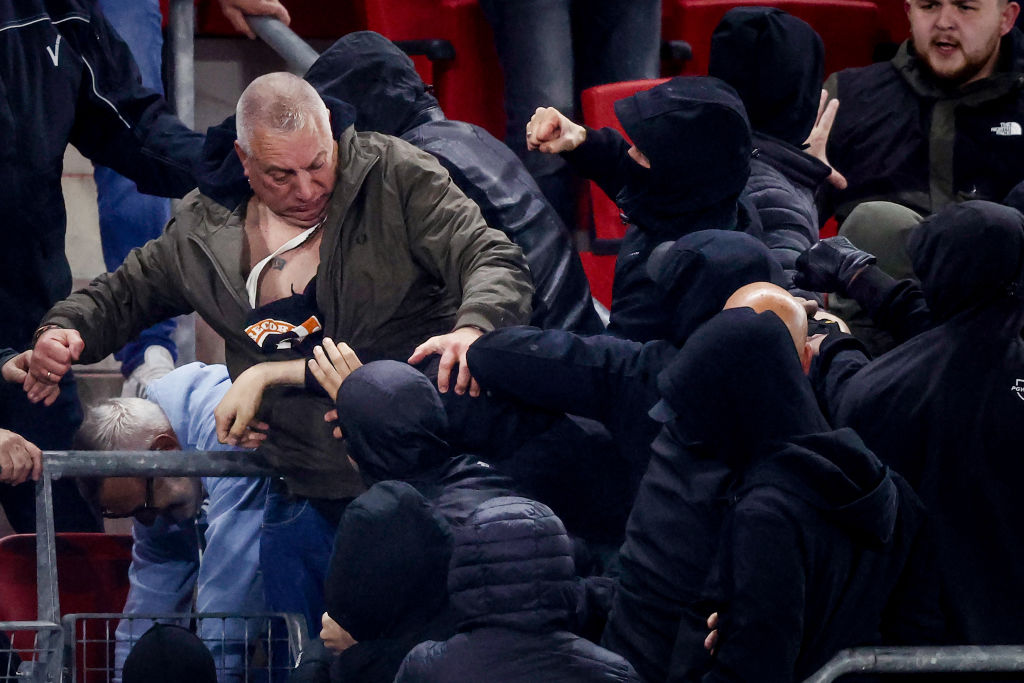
[
  {"xmin": 64, "ymin": 612, "xmax": 305, "ymax": 682},
  {"xmin": 0, "ymin": 450, "xmax": 296, "ymax": 682},
  {"xmin": 804, "ymin": 646, "xmax": 1024, "ymax": 681}
]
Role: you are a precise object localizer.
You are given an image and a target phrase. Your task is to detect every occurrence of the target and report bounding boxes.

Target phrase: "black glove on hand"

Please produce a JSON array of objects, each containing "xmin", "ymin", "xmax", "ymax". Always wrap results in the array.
[{"xmin": 794, "ymin": 236, "xmax": 876, "ymax": 295}]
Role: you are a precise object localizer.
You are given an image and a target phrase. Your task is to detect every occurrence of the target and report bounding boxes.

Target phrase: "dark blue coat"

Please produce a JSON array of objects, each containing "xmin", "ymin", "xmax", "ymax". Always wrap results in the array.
[
  {"xmin": 0, "ymin": 0, "xmax": 204, "ymax": 349},
  {"xmin": 396, "ymin": 497, "xmax": 640, "ymax": 683}
]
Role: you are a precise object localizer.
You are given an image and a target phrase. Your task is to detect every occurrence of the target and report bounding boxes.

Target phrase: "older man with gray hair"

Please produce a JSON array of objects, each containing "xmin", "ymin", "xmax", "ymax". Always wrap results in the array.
[
  {"xmin": 74, "ymin": 362, "xmax": 267, "ymax": 683},
  {"xmin": 28, "ymin": 71, "xmax": 533, "ymax": 631}
]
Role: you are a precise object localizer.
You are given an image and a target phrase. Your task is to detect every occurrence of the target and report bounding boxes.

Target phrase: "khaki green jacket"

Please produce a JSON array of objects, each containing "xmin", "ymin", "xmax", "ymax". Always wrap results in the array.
[{"xmin": 45, "ymin": 128, "xmax": 533, "ymax": 498}]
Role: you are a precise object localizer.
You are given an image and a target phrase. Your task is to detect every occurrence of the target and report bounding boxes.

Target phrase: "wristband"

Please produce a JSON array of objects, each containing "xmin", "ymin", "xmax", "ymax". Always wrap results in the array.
[{"xmin": 31, "ymin": 324, "xmax": 61, "ymax": 346}]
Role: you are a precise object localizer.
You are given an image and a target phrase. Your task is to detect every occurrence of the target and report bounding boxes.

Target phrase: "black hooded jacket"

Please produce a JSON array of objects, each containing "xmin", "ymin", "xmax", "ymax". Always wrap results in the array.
[
  {"xmin": 295, "ymin": 360, "xmax": 517, "ymax": 683},
  {"xmin": 562, "ymin": 76, "xmax": 762, "ymax": 343},
  {"xmin": 604, "ymin": 309, "xmax": 934, "ymax": 683},
  {"xmin": 395, "ymin": 497, "xmax": 640, "ymax": 683},
  {"xmin": 334, "ymin": 360, "xmax": 518, "ymax": 525},
  {"xmin": 467, "ymin": 230, "xmax": 782, "ymax": 496},
  {"xmin": 289, "ymin": 480, "xmax": 461, "ymax": 683},
  {"xmin": 299, "ymin": 31, "xmax": 601, "ymax": 334},
  {"xmin": 836, "ymin": 200, "xmax": 1024, "ymax": 645},
  {"xmin": 709, "ymin": 8, "xmax": 832, "ymax": 297},
  {"xmin": 0, "ymin": 0, "xmax": 204, "ymax": 351}
]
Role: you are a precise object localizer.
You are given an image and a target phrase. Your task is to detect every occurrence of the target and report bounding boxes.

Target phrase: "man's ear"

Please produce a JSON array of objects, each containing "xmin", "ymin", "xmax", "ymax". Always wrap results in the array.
[
  {"xmin": 1001, "ymin": 1, "xmax": 1021, "ymax": 36},
  {"xmin": 234, "ymin": 140, "xmax": 249, "ymax": 170},
  {"xmin": 150, "ymin": 431, "xmax": 180, "ymax": 452}
]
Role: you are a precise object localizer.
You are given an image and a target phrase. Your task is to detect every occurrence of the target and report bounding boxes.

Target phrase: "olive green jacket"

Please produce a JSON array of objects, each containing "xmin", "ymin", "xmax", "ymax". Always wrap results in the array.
[{"xmin": 45, "ymin": 127, "xmax": 533, "ymax": 498}]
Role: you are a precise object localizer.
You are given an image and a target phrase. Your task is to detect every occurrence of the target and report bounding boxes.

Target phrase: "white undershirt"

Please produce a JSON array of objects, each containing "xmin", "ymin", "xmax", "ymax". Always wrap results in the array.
[{"xmin": 244, "ymin": 225, "xmax": 319, "ymax": 308}]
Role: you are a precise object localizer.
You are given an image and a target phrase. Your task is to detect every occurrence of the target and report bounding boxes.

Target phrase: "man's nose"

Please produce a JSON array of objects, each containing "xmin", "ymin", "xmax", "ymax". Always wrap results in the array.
[
  {"xmin": 294, "ymin": 172, "xmax": 315, "ymax": 201},
  {"xmin": 936, "ymin": 2, "xmax": 957, "ymax": 29}
]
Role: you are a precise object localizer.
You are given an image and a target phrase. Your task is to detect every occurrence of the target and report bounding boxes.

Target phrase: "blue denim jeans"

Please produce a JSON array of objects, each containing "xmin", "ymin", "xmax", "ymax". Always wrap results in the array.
[
  {"xmin": 479, "ymin": 0, "xmax": 661, "ymax": 227},
  {"xmin": 94, "ymin": 0, "xmax": 176, "ymax": 375},
  {"xmin": 259, "ymin": 481, "xmax": 337, "ymax": 634}
]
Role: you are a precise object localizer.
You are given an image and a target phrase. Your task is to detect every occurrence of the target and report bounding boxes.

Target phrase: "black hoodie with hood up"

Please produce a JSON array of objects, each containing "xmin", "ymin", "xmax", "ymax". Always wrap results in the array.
[
  {"xmin": 708, "ymin": 7, "xmax": 832, "ymax": 298},
  {"xmin": 563, "ymin": 76, "xmax": 761, "ymax": 343},
  {"xmin": 603, "ymin": 309, "xmax": 935, "ymax": 683},
  {"xmin": 836, "ymin": 200, "xmax": 1024, "ymax": 646},
  {"xmin": 300, "ymin": 31, "xmax": 602, "ymax": 335},
  {"xmin": 334, "ymin": 360, "xmax": 518, "ymax": 526}
]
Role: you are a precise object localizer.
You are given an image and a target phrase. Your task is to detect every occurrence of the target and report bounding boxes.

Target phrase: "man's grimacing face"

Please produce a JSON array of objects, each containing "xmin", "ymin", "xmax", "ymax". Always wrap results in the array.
[
  {"xmin": 237, "ymin": 116, "xmax": 339, "ymax": 228},
  {"xmin": 906, "ymin": 0, "xmax": 1019, "ymax": 85}
]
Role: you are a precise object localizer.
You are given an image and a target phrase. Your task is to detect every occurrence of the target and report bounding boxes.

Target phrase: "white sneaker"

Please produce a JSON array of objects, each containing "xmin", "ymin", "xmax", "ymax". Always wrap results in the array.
[{"xmin": 121, "ymin": 346, "xmax": 175, "ymax": 399}]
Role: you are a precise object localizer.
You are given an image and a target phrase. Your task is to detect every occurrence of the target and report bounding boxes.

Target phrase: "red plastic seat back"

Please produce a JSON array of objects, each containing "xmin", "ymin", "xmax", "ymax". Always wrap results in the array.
[
  {"xmin": 0, "ymin": 533, "xmax": 132, "ymax": 676},
  {"xmin": 663, "ymin": 0, "xmax": 885, "ymax": 76},
  {"xmin": 360, "ymin": 0, "xmax": 506, "ymax": 138}
]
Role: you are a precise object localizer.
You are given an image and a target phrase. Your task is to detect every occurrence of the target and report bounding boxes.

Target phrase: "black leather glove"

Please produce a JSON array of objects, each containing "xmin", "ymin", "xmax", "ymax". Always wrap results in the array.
[{"xmin": 794, "ymin": 236, "xmax": 877, "ymax": 296}]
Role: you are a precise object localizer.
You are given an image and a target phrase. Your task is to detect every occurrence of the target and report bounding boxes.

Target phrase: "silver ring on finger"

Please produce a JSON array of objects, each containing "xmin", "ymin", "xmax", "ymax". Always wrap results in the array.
[{"xmin": 46, "ymin": 370, "xmax": 52, "ymax": 381}]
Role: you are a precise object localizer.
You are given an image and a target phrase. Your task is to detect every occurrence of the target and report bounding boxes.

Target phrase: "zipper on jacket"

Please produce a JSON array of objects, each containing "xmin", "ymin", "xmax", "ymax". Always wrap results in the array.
[{"xmin": 188, "ymin": 233, "xmax": 250, "ymax": 313}]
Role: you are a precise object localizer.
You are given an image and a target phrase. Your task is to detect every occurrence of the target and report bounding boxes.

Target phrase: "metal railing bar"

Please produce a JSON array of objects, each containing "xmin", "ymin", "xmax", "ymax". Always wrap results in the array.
[
  {"xmin": 245, "ymin": 16, "xmax": 318, "ymax": 73},
  {"xmin": 42, "ymin": 450, "xmax": 276, "ymax": 479},
  {"xmin": 804, "ymin": 645, "xmax": 1024, "ymax": 682}
]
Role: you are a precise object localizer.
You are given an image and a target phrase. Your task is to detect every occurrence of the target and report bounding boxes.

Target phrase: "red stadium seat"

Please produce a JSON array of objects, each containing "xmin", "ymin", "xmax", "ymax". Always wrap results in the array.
[
  {"xmin": 578, "ymin": 78, "xmax": 669, "ymax": 308},
  {"xmin": 0, "ymin": 533, "xmax": 132, "ymax": 678},
  {"xmin": 361, "ymin": 0, "xmax": 506, "ymax": 139},
  {"xmin": 663, "ymin": 0, "xmax": 886, "ymax": 76}
]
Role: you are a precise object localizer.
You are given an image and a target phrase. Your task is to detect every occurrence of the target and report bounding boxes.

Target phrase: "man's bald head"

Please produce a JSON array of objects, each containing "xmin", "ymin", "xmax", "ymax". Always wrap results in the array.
[
  {"xmin": 235, "ymin": 72, "xmax": 330, "ymax": 155},
  {"xmin": 723, "ymin": 282, "xmax": 812, "ymax": 370}
]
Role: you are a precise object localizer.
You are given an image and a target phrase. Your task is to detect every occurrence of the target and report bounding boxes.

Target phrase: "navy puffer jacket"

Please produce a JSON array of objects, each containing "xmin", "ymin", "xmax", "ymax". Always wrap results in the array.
[{"xmin": 395, "ymin": 498, "xmax": 640, "ymax": 683}]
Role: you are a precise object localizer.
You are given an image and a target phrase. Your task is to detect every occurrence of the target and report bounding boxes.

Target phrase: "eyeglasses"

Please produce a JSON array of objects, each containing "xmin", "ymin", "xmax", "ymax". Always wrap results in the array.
[{"xmin": 100, "ymin": 478, "xmax": 156, "ymax": 519}]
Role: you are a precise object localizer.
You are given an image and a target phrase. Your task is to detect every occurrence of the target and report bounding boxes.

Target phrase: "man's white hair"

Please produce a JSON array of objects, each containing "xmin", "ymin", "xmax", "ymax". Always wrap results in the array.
[
  {"xmin": 76, "ymin": 398, "xmax": 173, "ymax": 451},
  {"xmin": 235, "ymin": 72, "xmax": 331, "ymax": 155}
]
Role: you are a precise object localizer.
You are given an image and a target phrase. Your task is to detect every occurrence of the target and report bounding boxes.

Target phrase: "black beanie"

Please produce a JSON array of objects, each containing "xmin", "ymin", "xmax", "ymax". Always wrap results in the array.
[
  {"xmin": 122, "ymin": 624, "xmax": 217, "ymax": 683},
  {"xmin": 709, "ymin": 7, "xmax": 824, "ymax": 146}
]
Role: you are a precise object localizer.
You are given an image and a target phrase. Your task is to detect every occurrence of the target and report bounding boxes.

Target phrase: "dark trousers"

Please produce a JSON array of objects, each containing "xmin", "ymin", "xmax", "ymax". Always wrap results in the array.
[{"xmin": 0, "ymin": 372, "xmax": 101, "ymax": 533}]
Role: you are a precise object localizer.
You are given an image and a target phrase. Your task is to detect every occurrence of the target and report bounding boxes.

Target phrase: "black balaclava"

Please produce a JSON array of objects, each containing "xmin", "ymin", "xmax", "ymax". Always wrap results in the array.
[
  {"xmin": 325, "ymin": 480, "xmax": 452, "ymax": 642},
  {"xmin": 654, "ymin": 307, "xmax": 828, "ymax": 468},
  {"xmin": 612, "ymin": 76, "xmax": 752, "ymax": 235},
  {"xmin": 335, "ymin": 360, "xmax": 450, "ymax": 484},
  {"xmin": 908, "ymin": 200, "xmax": 1024, "ymax": 321},
  {"xmin": 645, "ymin": 229, "xmax": 784, "ymax": 345},
  {"xmin": 122, "ymin": 624, "xmax": 217, "ymax": 683},
  {"xmin": 304, "ymin": 31, "xmax": 440, "ymax": 137},
  {"xmin": 709, "ymin": 7, "xmax": 824, "ymax": 146}
]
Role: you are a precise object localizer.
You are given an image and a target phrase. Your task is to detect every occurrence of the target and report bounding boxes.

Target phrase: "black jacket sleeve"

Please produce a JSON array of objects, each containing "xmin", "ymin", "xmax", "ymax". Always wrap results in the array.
[
  {"xmin": 808, "ymin": 331, "xmax": 871, "ymax": 425},
  {"xmin": 66, "ymin": 3, "xmax": 204, "ymax": 197},
  {"xmin": 845, "ymin": 266, "xmax": 933, "ymax": 343},
  {"xmin": 561, "ymin": 126, "xmax": 635, "ymax": 202},
  {"xmin": 466, "ymin": 325, "xmax": 653, "ymax": 426}
]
